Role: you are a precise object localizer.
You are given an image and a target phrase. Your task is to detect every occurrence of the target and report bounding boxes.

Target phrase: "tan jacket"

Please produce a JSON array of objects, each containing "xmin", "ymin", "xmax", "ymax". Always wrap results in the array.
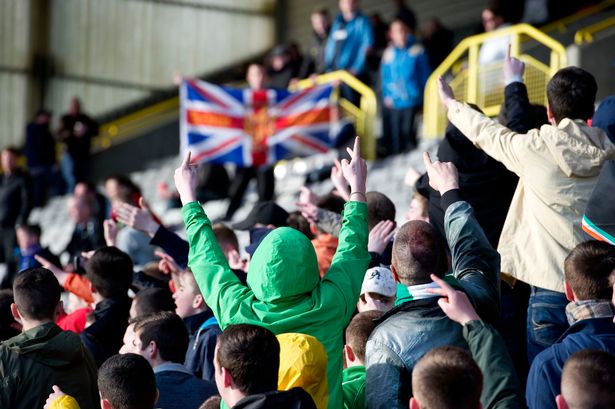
[{"xmin": 448, "ymin": 100, "xmax": 615, "ymax": 292}]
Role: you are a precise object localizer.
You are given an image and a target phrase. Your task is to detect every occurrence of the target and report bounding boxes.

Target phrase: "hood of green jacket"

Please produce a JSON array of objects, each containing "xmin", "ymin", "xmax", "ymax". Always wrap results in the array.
[
  {"xmin": 247, "ymin": 227, "xmax": 319, "ymax": 303},
  {"xmin": 2, "ymin": 322, "xmax": 86, "ymax": 368}
]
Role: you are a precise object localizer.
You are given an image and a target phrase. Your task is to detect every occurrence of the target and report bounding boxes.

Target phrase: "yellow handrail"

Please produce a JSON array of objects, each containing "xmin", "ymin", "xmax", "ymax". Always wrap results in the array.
[
  {"xmin": 423, "ymin": 23, "xmax": 567, "ymax": 139},
  {"xmin": 292, "ymin": 70, "xmax": 378, "ymax": 160},
  {"xmin": 574, "ymin": 14, "xmax": 615, "ymax": 44}
]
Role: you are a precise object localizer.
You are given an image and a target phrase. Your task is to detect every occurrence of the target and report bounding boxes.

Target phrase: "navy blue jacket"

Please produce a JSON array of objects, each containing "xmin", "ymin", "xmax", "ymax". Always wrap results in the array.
[
  {"xmin": 155, "ymin": 365, "xmax": 217, "ymax": 409},
  {"xmin": 526, "ymin": 317, "xmax": 615, "ymax": 409},
  {"xmin": 184, "ymin": 310, "xmax": 222, "ymax": 383}
]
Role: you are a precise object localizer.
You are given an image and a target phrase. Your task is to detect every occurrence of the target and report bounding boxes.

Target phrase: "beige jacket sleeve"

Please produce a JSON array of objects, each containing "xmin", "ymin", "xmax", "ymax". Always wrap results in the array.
[{"xmin": 447, "ymin": 100, "xmax": 540, "ymax": 177}]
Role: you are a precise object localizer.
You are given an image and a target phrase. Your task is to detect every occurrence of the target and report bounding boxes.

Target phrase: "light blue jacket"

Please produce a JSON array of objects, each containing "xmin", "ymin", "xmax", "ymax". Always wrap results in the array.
[
  {"xmin": 324, "ymin": 12, "xmax": 374, "ymax": 75},
  {"xmin": 380, "ymin": 36, "xmax": 431, "ymax": 109}
]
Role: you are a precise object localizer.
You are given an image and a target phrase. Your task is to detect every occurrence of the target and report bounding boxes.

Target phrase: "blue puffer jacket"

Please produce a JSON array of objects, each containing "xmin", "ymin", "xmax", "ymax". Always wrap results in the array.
[
  {"xmin": 324, "ymin": 11, "xmax": 374, "ymax": 75},
  {"xmin": 365, "ymin": 193, "xmax": 501, "ymax": 409},
  {"xmin": 380, "ymin": 36, "xmax": 431, "ymax": 109}
]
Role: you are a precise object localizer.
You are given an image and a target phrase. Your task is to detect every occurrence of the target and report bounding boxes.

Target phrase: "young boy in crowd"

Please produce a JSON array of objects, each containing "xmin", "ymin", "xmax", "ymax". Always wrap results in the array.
[
  {"xmin": 556, "ymin": 350, "xmax": 615, "ymax": 409},
  {"xmin": 131, "ymin": 311, "xmax": 217, "ymax": 409},
  {"xmin": 173, "ymin": 269, "xmax": 221, "ymax": 383},
  {"xmin": 80, "ymin": 247, "xmax": 133, "ymax": 366},
  {"xmin": 0, "ymin": 268, "xmax": 99, "ymax": 409},
  {"xmin": 342, "ymin": 310, "xmax": 383, "ymax": 409},
  {"xmin": 214, "ymin": 324, "xmax": 316, "ymax": 408},
  {"xmin": 526, "ymin": 240, "xmax": 615, "ymax": 409},
  {"xmin": 380, "ymin": 19, "xmax": 431, "ymax": 155},
  {"xmin": 16, "ymin": 224, "xmax": 61, "ymax": 272},
  {"xmin": 98, "ymin": 353, "xmax": 158, "ymax": 409},
  {"xmin": 356, "ymin": 267, "xmax": 396, "ymax": 313}
]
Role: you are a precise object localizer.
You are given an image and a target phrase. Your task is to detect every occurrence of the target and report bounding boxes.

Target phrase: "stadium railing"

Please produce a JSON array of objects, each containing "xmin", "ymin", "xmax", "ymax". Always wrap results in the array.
[
  {"xmin": 422, "ymin": 23, "xmax": 567, "ymax": 139},
  {"xmin": 574, "ymin": 14, "xmax": 615, "ymax": 44},
  {"xmin": 291, "ymin": 70, "xmax": 378, "ymax": 160}
]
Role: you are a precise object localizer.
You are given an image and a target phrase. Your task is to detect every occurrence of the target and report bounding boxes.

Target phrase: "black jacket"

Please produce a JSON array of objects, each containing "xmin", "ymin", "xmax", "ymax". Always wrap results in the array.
[
  {"xmin": 25, "ymin": 122, "xmax": 57, "ymax": 168},
  {"xmin": 233, "ymin": 388, "xmax": 316, "ymax": 409},
  {"xmin": 0, "ymin": 171, "xmax": 30, "ymax": 228},
  {"xmin": 80, "ymin": 296, "xmax": 131, "ymax": 367}
]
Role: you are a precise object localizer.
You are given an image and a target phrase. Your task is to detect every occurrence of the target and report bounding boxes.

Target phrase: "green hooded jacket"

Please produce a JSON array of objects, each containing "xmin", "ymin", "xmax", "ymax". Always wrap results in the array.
[
  {"xmin": 0, "ymin": 322, "xmax": 99, "ymax": 409},
  {"xmin": 183, "ymin": 201, "xmax": 370, "ymax": 409}
]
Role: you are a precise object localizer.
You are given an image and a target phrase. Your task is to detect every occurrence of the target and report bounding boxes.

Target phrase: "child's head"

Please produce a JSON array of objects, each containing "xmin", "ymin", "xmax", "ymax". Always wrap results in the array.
[
  {"xmin": 546, "ymin": 67, "xmax": 597, "ymax": 124},
  {"xmin": 129, "ymin": 287, "xmax": 176, "ymax": 320},
  {"xmin": 12, "ymin": 267, "xmax": 61, "ymax": 325},
  {"xmin": 405, "ymin": 193, "xmax": 429, "ymax": 223},
  {"xmin": 98, "ymin": 353, "xmax": 158, "ymax": 409},
  {"xmin": 390, "ymin": 19, "xmax": 410, "ymax": 47},
  {"xmin": 367, "ymin": 191, "xmax": 396, "ymax": 231},
  {"xmin": 246, "ymin": 64, "xmax": 266, "ymax": 91},
  {"xmin": 563, "ymin": 240, "xmax": 615, "ymax": 302},
  {"xmin": 344, "ymin": 310, "xmax": 384, "ymax": 367},
  {"xmin": 411, "ymin": 346, "xmax": 482, "ymax": 409},
  {"xmin": 172, "ymin": 270, "xmax": 206, "ymax": 319},
  {"xmin": 214, "ymin": 324, "xmax": 280, "ymax": 407},
  {"xmin": 358, "ymin": 267, "xmax": 397, "ymax": 312},
  {"xmin": 86, "ymin": 247, "xmax": 133, "ymax": 301},
  {"xmin": 212, "ymin": 223, "xmax": 240, "ymax": 261},
  {"xmin": 557, "ymin": 349, "xmax": 615, "ymax": 409},
  {"xmin": 16, "ymin": 224, "xmax": 42, "ymax": 250},
  {"xmin": 133, "ymin": 311, "xmax": 189, "ymax": 367}
]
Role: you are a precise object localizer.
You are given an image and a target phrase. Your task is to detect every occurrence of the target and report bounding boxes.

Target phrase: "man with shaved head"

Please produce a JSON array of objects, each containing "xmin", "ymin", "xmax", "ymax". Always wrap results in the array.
[{"xmin": 365, "ymin": 153, "xmax": 502, "ymax": 409}]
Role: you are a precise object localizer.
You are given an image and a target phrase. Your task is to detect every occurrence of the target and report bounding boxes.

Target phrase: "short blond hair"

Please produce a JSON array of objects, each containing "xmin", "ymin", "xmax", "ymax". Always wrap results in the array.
[{"xmin": 561, "ymin": 349, "xmax": 615, "ymax": 409}]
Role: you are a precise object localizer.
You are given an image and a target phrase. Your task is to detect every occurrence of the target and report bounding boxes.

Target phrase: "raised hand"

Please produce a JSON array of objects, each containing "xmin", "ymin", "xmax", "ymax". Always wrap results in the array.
[
  {"xmin": 298, "ymin": 186, "xmax": 318, "ymax": 206},
  {"xmin": 44, "ymin": 385, "xmax": 67, "ymax": 409},
  {"xmin": 174, "ymin": 151, "xmax": 198, "ymax": 205},
  {"xmin": 331, "ymin": 158, "xmax": 351, "ymax": 201},
  {"xmin": 34, "ymin": 254, "xmax": 68, "ymax": 286},
  {"xmin": 427, "ymin": 274, "xmax": 480, "ymax": 325},
  {"xmin": 368, "ymin": 220, "xmax": 396, "ymax": 254},
  {"xmin": 296, "ymin": 201, "xmax": 319, "ymax": 224},
  {"xmin": 156, "ymin": 250, "xmax": 182, "ymax": 276},
  {"xmin": 503, "ymin": 45, "xmax": 525, "ymax": 85},
  {"xmin": 115, "ymin": 197, "xmax": 160, "ymax": 237},
  {"xmin": 423, "ymin": 152, "xmax": 459, "ymax": 195},
  {"xmin": 103, "ymin": 219, "xmax": 118, "ymax": 246},
  {"xmin": 437, "ymin": 76, "xmax": 455, "ymax": 109},
  {"xmin": 341, "ymin": 136, "xmax": 368, "ymax": 201}
]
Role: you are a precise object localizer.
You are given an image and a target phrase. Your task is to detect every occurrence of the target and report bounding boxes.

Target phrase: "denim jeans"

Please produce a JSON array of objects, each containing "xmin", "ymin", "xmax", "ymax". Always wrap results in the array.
[{"xmin": 526, "ymin": 286, "xmax": 569, "ymax": 364}]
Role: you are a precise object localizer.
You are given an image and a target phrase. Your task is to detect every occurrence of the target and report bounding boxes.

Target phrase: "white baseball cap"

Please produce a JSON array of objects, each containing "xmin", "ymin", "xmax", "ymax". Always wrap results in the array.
[{"xmin": 360, "ymin": 266, "xmax": 397, "ymax": 298}]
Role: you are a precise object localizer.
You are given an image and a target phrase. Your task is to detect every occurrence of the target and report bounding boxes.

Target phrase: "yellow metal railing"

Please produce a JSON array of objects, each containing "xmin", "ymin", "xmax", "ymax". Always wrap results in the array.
[
  {"xmin": 574, "ymin": 14, "xmax": 615, "ymax": 44},
  {"xmin": 423, "ymin": 23, "xmax": 567, "ymax": 139},
  {"xmin": 292, "ymin": 70, "xmax": 378, "ymax": 160}
]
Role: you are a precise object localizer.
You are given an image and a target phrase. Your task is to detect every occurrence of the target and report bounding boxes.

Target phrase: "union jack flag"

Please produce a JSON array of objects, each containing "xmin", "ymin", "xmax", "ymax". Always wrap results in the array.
[{"xmin": 180, "ymin": 79, "xmax": 341, "ymax": 167}]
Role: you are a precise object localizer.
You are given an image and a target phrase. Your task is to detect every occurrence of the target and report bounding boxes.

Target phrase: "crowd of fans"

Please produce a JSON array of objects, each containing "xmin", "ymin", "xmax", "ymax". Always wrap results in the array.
[{"xmin": 1, "ymin": 0, "xmax": 615, "ymax": 408}]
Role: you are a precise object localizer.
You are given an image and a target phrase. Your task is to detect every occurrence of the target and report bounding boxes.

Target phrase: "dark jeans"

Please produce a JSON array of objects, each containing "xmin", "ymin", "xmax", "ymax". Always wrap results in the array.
[
  {"xmin": 527, "ymin": 285, "xmax": 569, "ymax": 364},
  {"xmin": 381, "ymin": 106, "xmax": 418, "ymax": 156},
  {"xmin": 225, "ymin": 166, "xmax": 275, "ymax": 220}
]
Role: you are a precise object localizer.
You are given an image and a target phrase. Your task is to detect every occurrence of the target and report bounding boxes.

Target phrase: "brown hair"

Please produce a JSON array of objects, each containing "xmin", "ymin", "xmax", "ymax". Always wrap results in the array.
[
  {"xmin": 345, "ymin": 310, "xmax": 384, "ymax": 362},
  {"xmin": 216, "ymin": 324, "xmax": 280, "ymax": 395},
  {"xmin": 561, "ymin": 349, "xmax": 615, "ymax": 409},
  {"xmin": 412, "ymin": 346, "xmax": 482, "ymax": 409},
  {"xmin": 564, "ymin": 241, "xmax": 615, "ymax": 300},
  {"xmin": 367, "ymin": 192, "xmax": 396, "ymax": 231},
  {"xmin": 213, "ymin": 223, "xmax": 239, "ymax": 252}
]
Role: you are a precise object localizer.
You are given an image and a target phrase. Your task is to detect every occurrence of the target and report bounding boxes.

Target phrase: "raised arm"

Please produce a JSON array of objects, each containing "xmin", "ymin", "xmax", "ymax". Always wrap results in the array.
[
  {"xmin": 502, "ymin": 48, "xmax": 535, "ymax": 134},
  {"xmin": 428, "ymin": 275, "xmax": 524, "ymax": 409},
  {"xmin": 438, "ymin": 72, "xmax": 536, "ymax": 176},
  {"xmin": 175, "ymin": 152, "xmax": 251, "ymax": 326},
  {"xmin": 323, "ymin": 137, "xmax": 370, "ymax": 318},
  {"xmin": 423, "ymin": 153, "xmax": 500, "ymax": 322}
]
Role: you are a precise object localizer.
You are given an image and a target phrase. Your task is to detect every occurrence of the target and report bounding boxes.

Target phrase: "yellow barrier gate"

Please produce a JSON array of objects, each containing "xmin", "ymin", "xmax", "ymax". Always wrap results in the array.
[{"xmin": 423, "ymin": 23, "xmax": 567, "ymax": 139}]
